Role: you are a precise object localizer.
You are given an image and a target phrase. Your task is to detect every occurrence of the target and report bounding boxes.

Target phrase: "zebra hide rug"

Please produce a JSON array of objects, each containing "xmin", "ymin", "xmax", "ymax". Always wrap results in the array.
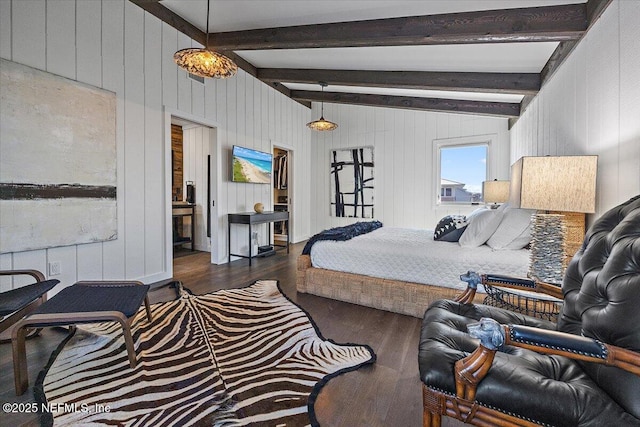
[{"xmin": 36, "ymin": 280, "xmax": 375, "ymax": 426}]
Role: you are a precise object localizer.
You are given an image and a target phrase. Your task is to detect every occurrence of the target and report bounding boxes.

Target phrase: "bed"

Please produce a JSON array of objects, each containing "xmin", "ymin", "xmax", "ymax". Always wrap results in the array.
[{"xmin": 297, "ymin": 207, "xmax": 533, "ymax": 318}]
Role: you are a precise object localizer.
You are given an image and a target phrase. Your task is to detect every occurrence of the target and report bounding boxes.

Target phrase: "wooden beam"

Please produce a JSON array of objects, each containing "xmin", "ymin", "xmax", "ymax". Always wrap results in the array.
[
  {"xmin": 508, "ymin": 95, "xmax": 535, "ymax": 128},
  {"xmin": 128, "ymin": 1, "xmax": 310, "ymax": 108},
  {"xmin": 541, "ymin": 0, "xmax": 612, "ymax": 85},
  {"xmin": 292, "ymin": 90, "xmax": 520, "ymax": 118},
  {"xmin": 586, "ymin": 0, "xmax": 614, "ymax": 25},
  {"xmin": 540, "ymin": 40, "xmax": 578, "ymax": 85},
  {"xmin": 209, "ymin": 4, "xmax": 587, "ymax": 50},
  {"xmin": 258, "ymin": 69, "xmax": 540, "ymax": 95},
  {"xmin": 516, "ymin": 0, "xmax": 612, "ymax": 126},
  {"xmin": 130, "ymin": 0, "xmax": 205, "ymax": 45}
]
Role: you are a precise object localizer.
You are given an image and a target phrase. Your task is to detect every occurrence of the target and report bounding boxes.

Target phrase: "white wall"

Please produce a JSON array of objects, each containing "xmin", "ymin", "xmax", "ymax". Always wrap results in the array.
[
  {"xmin": 0, "ymin": 0, "xmax": 311, "ymax": 291},
  {"xmin": 309, "ymin": 103, "xmax": 511, "ymax": 233},
  {"xmin": 182, "ymin": 125, "xmax": 212, "ymax": 253},
  {"xmin": 511, "ymin": 0, "xmax": 640, "ymax": 220}
]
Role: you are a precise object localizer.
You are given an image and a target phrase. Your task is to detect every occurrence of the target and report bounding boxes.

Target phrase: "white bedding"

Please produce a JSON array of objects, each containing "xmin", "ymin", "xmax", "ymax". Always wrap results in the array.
[{"xmin": 310, "ymin": 227, "xmax": 530, "ymax": 292}]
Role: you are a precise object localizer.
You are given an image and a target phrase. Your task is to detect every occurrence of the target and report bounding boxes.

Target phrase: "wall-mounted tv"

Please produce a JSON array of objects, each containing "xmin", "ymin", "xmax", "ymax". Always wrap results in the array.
[{"xmin": 232, "ymin": 145, "xmax": 272, "ymax": 184}]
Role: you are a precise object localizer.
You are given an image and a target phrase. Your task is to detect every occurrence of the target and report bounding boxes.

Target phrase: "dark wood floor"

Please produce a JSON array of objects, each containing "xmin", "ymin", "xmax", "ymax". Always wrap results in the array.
[{"xmin": 1, "ymin": 243, "xmax": 463, "ymax": 426}]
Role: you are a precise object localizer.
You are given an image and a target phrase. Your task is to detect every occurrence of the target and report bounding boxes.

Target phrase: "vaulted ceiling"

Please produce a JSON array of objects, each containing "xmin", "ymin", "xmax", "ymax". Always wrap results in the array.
[{"xmin": 131, "ymin": 0, "xmax": 611, "ymax": 122}]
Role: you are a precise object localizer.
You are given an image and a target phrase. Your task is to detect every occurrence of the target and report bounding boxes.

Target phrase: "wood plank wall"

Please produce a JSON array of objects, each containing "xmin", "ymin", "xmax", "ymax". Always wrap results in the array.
[
  {"xmin": 309, "ymin": 103, "xmax": 511, "ymax": 233},
  {"xmin": 171, "ymin": 124, "xmax": 184, "ymax": 201},
  {"xmin": 182, "ymin": 126, "xmax": 212, "ymax": 253},
  {"xmin": 0, "ymin": 0, "xmax": 312, "ymax": 291},
  {"xmin": 511, "ymin": 0, "xmax": 640, "ymax": 221}
]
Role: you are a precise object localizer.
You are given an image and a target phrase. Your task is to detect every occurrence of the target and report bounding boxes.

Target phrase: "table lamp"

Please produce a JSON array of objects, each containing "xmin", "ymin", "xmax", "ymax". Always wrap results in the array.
[
  {"xmin": 483, "ymin": 179, "xmax": 510, "ymax": 209},
  {"xmin": 509, "ymin": 155, "xmax": 598, "ymax": 284}
]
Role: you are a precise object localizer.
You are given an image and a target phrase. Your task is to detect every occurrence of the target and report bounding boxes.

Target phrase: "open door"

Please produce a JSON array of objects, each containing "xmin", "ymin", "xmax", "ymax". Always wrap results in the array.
[{"xmin": 273, "ymin": 145, "xmax": 292, "ymax": 244}]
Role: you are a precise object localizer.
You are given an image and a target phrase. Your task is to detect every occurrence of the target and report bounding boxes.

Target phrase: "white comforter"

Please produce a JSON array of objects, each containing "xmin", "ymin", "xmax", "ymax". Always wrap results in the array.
[{"xmin": 310, "ymin": 227, "xmax": 529, "ymax": 292}]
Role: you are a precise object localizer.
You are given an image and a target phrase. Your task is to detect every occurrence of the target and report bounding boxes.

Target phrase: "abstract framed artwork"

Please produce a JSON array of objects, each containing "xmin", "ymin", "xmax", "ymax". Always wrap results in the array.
[
  {"xmin": 0, "ymin": 59, "xmax": 117, "ymax": 253},
  {"xmin": 330, "ymin": 147, "xmax": 374, "ymax": 218}
]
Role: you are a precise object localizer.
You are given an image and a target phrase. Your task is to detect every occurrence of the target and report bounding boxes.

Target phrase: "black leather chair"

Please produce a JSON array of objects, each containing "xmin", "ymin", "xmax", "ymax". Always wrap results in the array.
[{"xmin": 419, "ymin": 195, "xmax": 640, "ymax": 426}]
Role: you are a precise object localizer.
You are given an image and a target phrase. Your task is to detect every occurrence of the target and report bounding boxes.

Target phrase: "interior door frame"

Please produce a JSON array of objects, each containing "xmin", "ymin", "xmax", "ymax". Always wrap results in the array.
[
  {"xmin": 164, "ymin": 107, "xmax": 221, "ymax": 275},
  {"xmin": 271, "ymin": 140, "xmax": 294, "ymax": 243}
]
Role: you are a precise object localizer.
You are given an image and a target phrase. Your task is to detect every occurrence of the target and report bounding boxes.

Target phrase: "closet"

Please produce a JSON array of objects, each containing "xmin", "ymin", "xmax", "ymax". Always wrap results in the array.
[{"xmin": 273, "ymin": 147, "xmax": 289, "ymax": 244}]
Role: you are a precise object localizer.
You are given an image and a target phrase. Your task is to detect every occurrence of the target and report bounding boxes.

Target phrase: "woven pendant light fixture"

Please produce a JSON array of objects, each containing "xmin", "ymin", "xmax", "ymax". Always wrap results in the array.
[
  {"xmin": 174, "ymin": 0, "xmax": 237, "ymax": 79},
  {"xmin": 307, "ymin": 82, "xmax": 338, "ymax": 131}
]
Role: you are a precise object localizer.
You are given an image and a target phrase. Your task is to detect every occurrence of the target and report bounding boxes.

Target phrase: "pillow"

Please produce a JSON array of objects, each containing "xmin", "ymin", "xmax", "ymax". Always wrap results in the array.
[
  {"xmin": 487, "ymin": 207, "xmax": 535, "ymax": 250},
  {"xmin": 433, "ymin": 215, "xmax": 468, "ymax": 242},
  {"xmin": 466, "ymin": 206, "xmax": 488, "ymax": 219},
  {"xmin": 459, "ymin": 206, "xmax": 505, "ymax": 248}
]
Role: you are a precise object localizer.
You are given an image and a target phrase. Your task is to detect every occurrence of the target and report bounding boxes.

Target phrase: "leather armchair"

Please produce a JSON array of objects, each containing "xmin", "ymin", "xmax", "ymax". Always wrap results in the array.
[{"xmin": 419, "ymin": 195, "xmax": 640, "ymax": 427}]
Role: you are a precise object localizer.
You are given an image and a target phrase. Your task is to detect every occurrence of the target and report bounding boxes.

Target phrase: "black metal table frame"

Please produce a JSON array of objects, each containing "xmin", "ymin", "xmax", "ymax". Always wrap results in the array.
[
  {"xmin": 172, "ymin": 203, "xmax": 196, "ymax": 251},
  {"xmin": 228, "ymin": 211, "xmax": 289, "ymax": 266}
]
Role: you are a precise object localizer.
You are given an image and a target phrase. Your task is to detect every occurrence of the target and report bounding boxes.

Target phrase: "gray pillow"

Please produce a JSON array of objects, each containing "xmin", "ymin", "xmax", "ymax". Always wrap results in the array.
[
  {"xmin": 486, "ymin": 207, "xmax": 535, "ymax": 250},
  {"xmin": 433, "ymin": 215, "xmax": 468, "ymax": 242},
  {"xmin": 459, "ymin": 205, "xmax": 506, "ymax": 248}
]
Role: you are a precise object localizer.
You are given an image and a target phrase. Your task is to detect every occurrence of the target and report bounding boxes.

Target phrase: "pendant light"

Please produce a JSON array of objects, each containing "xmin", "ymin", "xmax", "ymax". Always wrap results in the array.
[
  {"xmin": 307, "ymin": 82, "xmax": 338, "ymax": 131},
  {"xmin": 174, "ymin": 0, "xmax": 237, "ymax": 79}
]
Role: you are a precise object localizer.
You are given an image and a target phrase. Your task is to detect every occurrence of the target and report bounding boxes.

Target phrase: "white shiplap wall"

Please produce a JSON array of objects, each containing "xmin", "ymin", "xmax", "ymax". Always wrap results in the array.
[
  {"xmin": 309, "ymin": 103, "xmax": 511, "ymax": 233},
  {"xmin": 511, "ymin": 0, "xmax": 640, "ymax": 220},
  {"xmin": 0, "ymin": 0, "xmax": 311, "ymax": 291},
  {"xmin": 182, "ymin": 126, "xmax": 212, "ymax": 253}
]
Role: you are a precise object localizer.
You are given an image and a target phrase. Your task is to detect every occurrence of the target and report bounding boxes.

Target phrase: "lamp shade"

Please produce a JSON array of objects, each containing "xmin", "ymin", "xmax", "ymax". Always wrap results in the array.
[
  {"xmin": 483, "ymin": 180, "xmax": 510, "ymax": 204},
  {"xmin": 509, "ymin": 156, "xmax": 598, "ymax": 213},
  {"xmin": 307, "ymin": 116, "xmax": 338, "ymax": 131},
  {"xmin": 173, "ymin": 0, "xmax": 237, "ymax": 80},
  {"xmin": 174, "ymin": 48, "xmax": 237, "ymax": 79}
]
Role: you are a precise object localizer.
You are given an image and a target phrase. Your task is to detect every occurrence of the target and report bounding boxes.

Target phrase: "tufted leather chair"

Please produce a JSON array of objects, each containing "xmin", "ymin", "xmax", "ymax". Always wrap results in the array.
[{"xmin": 419, "ymin": 195, "xmax": 640, "ymax": 426}]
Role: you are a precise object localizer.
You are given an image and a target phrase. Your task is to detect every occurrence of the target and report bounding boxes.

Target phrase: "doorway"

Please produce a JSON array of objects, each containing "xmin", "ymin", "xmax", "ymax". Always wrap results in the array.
[
  {"xmin": 165, "ymin": 110, "xmax": 220, "ymax": 275},
  {"xmin": 272, "ymin": 144, "xmax": 293, "ymax": 244}
]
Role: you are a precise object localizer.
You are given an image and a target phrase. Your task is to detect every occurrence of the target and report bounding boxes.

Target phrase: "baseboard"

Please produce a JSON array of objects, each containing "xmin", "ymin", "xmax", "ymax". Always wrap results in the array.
[
  {"xmin": 292, "ymin": 235, "xmax": 309, "ymax": 244},
  {"xmin": 140, "ymin": 271, "xmax": 173, "ymax": 285}
]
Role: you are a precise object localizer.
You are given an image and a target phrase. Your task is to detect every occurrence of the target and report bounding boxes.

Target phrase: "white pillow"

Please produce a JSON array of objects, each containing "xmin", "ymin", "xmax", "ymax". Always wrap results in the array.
[
  {"xmin": 487, "ymin": 207, "xmax": 535, "ymax": 250},
  {"xmin": 466, "ymin": 206, "xmax": 489, "ymax": 220},
  {"xmin": 459, "ymin": 206, "xmax": 505, "ymax": 248}
]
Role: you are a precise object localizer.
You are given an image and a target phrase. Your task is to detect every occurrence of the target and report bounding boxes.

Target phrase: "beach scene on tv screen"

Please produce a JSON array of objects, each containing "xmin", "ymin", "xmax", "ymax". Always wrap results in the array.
[{"xmin": 233, "ymin": 146, "xmax": 272, "ymax": 184}]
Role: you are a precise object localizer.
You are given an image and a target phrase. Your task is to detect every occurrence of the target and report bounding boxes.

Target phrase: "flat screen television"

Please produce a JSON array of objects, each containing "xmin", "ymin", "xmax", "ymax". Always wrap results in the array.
[{"xmin": 232, "ymin": 145, "xmax": 272, "ymax": 184}]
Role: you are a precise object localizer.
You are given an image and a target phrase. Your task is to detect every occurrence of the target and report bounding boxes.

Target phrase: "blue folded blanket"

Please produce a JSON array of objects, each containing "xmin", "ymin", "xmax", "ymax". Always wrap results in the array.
[{"xmin": 302, "ymin": 221, "xmax": 383, "ymax": 255}]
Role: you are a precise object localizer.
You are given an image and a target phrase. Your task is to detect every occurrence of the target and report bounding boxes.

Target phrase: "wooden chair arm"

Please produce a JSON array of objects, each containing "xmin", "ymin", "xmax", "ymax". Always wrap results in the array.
[
  {"xmin": 453, "ymin": 271, "xmax": 564, "ymax": 305},
  {"xmin": 0, "ymin": 270, "xmax": 46, "ymax": 282},
  {"xmin": 482, "ymin": 274, "xmax": 563, "ymax": 299},
  {"xmin": 454, "ymin": 344, "xmax": 496, "ymax": 401},
  {"xmin": 504, "ymin": 324, "xmax": 640, "ymax": 375},
  {"xmin": 455, "ymin": 318, "xmax": 640, "ymax": 401}
]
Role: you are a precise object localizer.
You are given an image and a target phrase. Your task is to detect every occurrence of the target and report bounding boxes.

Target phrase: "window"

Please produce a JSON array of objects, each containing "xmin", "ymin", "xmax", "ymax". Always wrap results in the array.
[{"xmin": 437, "ymin": 143, "xmax": 488, "ymax": 204}]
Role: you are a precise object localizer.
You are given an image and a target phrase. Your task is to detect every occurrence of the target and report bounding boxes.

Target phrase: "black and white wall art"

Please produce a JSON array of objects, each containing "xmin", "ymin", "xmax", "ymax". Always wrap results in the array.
[{"xmin": 330, "ymin": 147, "xmax": 374, "ymax": 218}]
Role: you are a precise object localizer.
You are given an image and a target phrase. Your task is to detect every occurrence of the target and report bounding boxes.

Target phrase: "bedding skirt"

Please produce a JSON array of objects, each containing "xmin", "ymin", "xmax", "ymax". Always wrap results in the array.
[{"xmin": 297, "ymin": 255, "xmax": 483, "ymax": 318}]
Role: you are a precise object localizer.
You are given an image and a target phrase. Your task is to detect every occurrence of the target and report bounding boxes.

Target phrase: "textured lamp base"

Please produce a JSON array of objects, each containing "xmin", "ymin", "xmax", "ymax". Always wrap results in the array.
[{"xmin": 529, "ymin": 214, "xmax": 567, "ymax": 285}]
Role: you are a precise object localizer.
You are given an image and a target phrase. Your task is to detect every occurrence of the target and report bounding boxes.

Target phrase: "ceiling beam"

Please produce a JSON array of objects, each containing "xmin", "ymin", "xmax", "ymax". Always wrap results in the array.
[
  {"xmin": 209, "ymin": 4, "xmax": 587, "ymax": 50},
  {"xmin": 258, "ymin": 69, "xmax": 540, "ymax": 95},
  {"xmin": 130, "ymin": 0, "xmax": 205, "ymax": 45},
  {"xmin": 514, "ymin": 0, "xmax": 612, "ymax": 123},
  {"xmin": 128, "ymin": 0, "xmax": 310, "ymax": 108},
  {"xmin": 219, "ymin": 50, "xmax": 310, "ymax": 106},
  {"xmin": 292, "ymin": 90, "xmax": 520, "ymax": 118},
  {"xmin": 541, "ymin": 0, "xmax": 612, "ymax": 86}
]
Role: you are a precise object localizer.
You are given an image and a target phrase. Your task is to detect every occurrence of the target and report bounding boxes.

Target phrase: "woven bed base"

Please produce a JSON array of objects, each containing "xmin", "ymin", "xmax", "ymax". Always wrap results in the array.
[{"xmin": 296, "ymin": 255, "xmax": 481, "ymax": 318}]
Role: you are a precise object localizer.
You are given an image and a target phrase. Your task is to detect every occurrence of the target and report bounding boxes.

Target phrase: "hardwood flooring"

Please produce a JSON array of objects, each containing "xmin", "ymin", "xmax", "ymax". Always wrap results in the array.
[{"xmin": 0, "ymin": 243, "xmax": 463, "ymax": 426}]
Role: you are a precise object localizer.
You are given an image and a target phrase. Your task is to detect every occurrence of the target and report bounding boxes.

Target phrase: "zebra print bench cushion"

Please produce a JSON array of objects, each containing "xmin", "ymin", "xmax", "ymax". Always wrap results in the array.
[{"xmin": 36, "ymin": 280, "xmax": 375, "ymax": 426}]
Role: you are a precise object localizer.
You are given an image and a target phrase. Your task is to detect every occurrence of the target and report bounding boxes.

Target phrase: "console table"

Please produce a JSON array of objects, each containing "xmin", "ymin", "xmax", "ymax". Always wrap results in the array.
[
  {"xmin": 228, "ymin": 211, "xmax": 289, "ymax": 265},
  {"xmin": 173, "ymin": 203, "xmax": 196, "ymax": 251}
]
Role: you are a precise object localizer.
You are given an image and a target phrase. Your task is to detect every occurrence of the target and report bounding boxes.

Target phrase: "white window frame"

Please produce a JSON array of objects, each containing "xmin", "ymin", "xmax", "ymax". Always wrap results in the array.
[{"xmin": 433, "ymin": 135, "xmax": 494, "ymax": 206}]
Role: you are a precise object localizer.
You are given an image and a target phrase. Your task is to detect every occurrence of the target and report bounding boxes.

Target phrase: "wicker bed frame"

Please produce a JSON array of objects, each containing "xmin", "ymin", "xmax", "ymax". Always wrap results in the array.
[{"xmin": 296, "ymin": 255, "xmax": 482, "ymax": 318}]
